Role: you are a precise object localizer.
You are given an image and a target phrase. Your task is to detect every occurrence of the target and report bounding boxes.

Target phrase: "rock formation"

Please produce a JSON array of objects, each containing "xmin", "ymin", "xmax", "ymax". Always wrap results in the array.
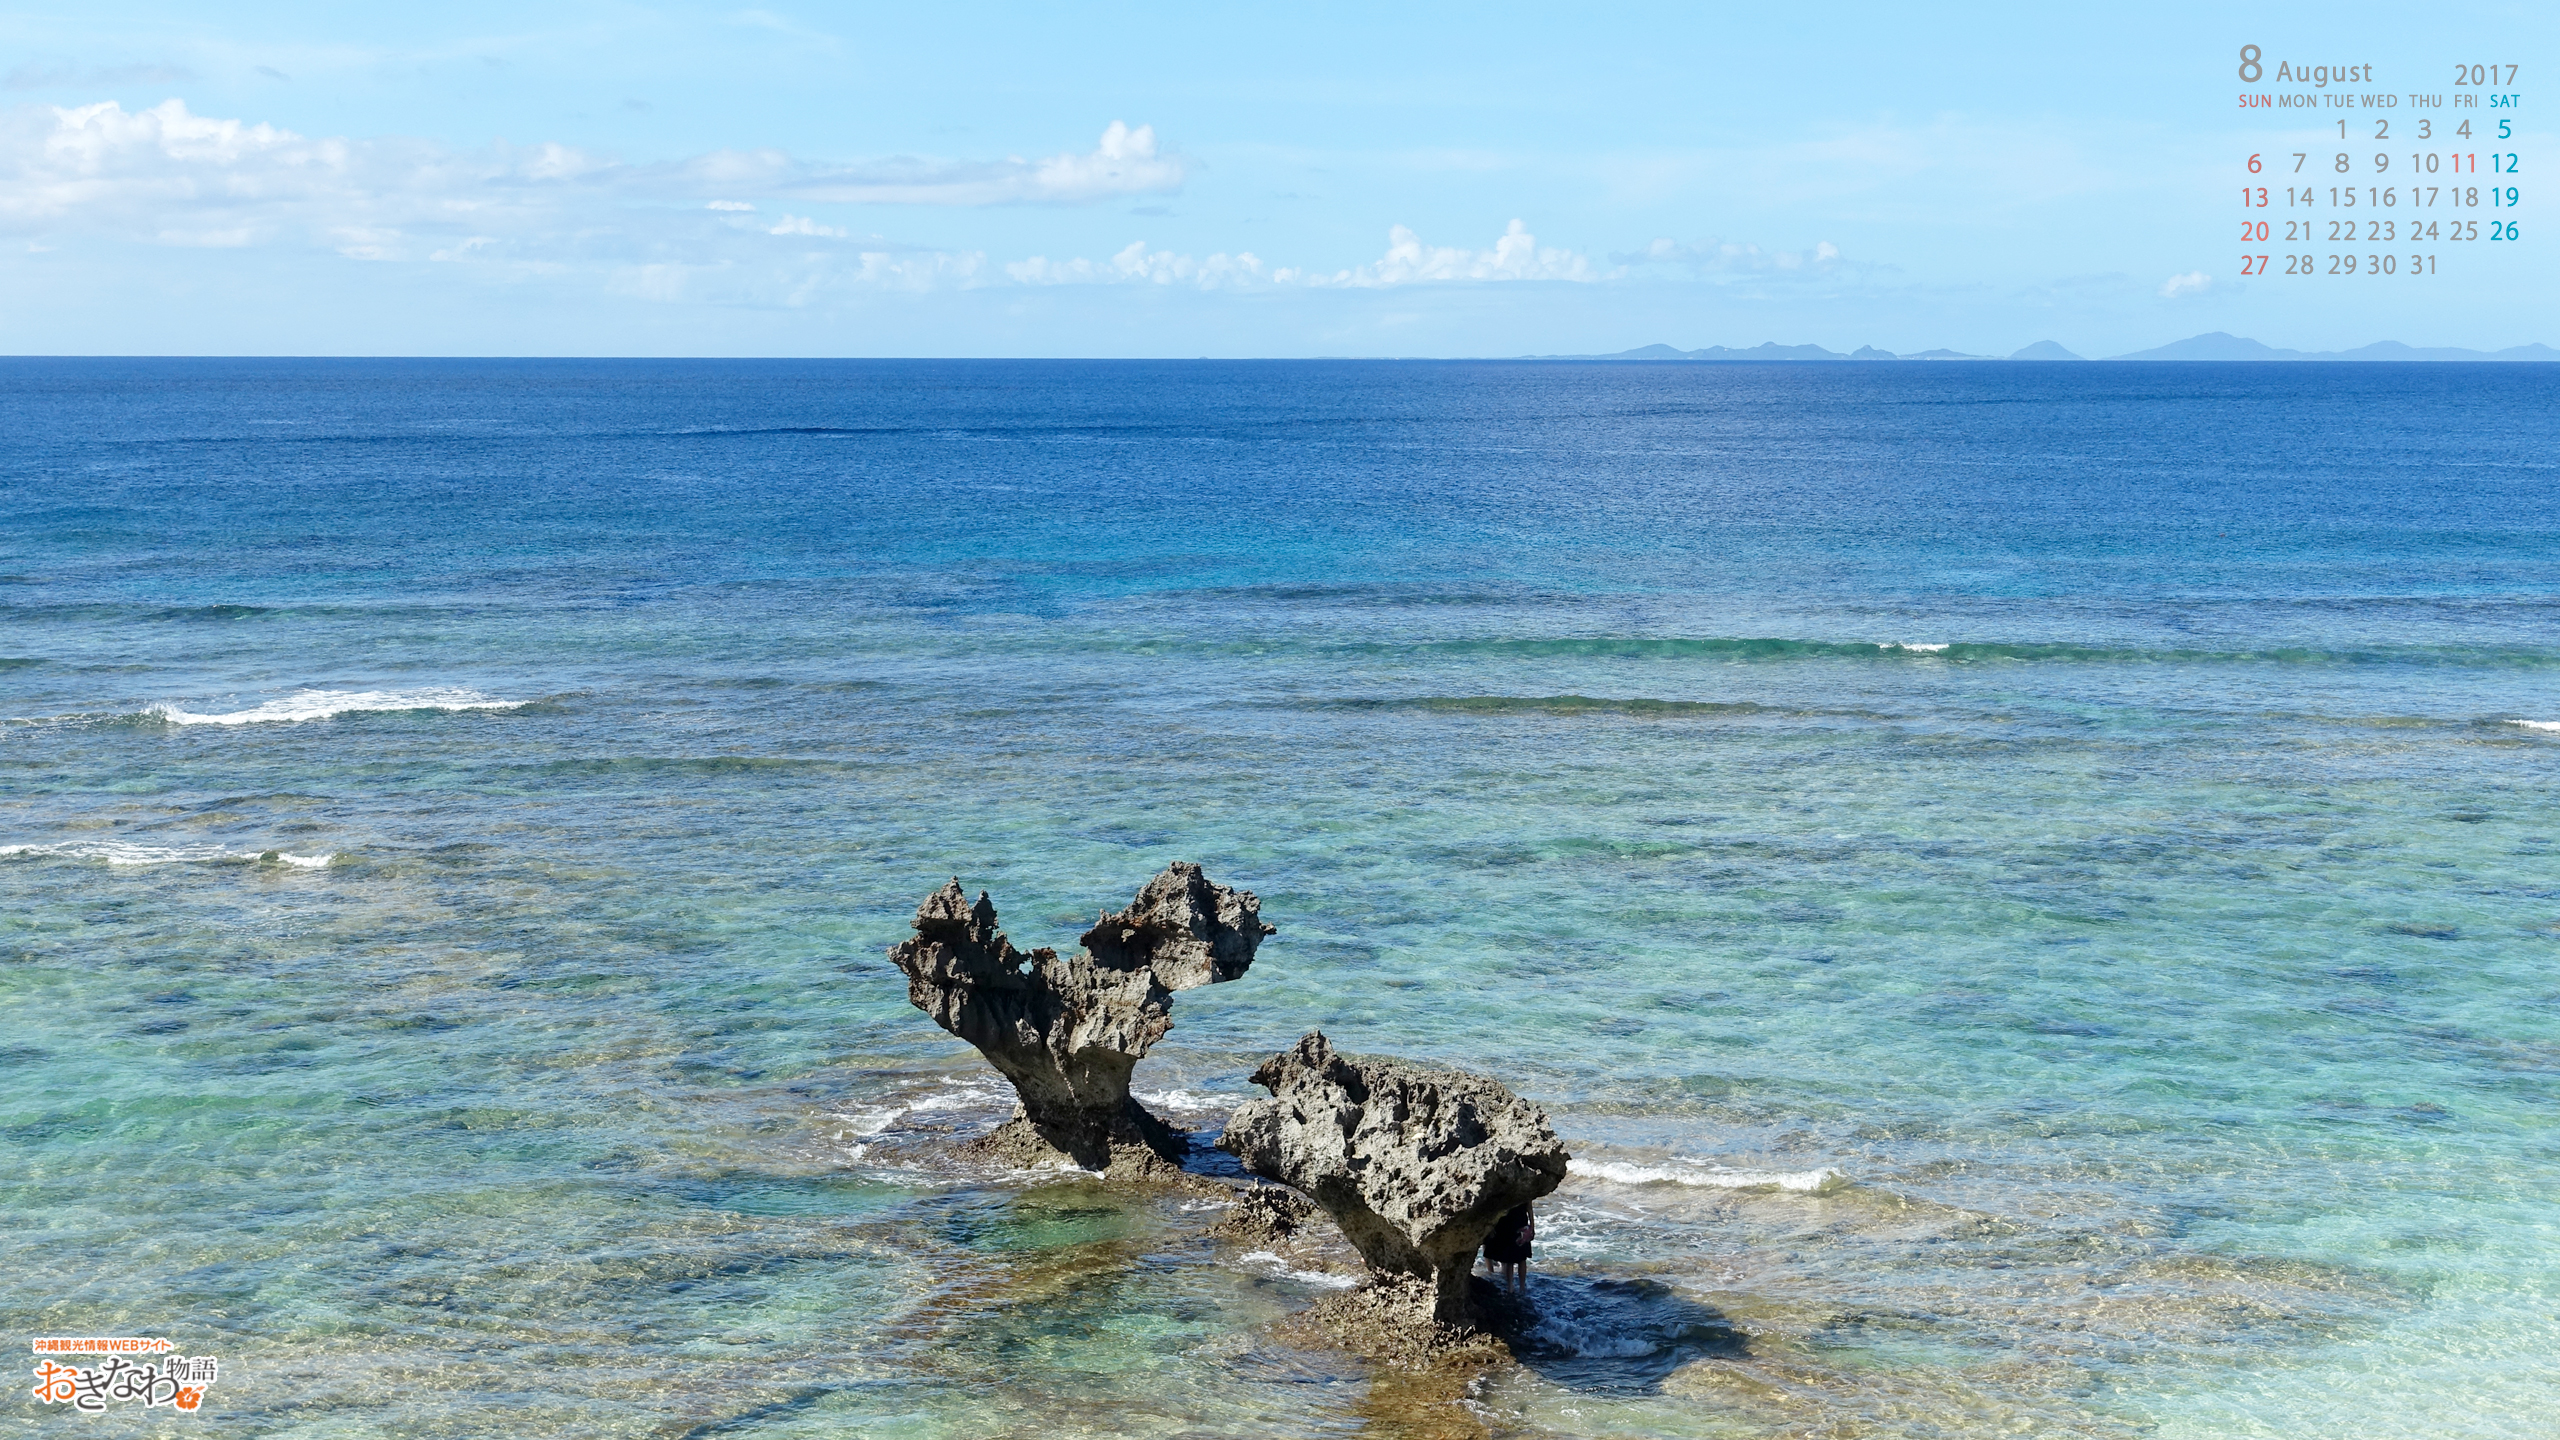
[
  {"xmin": 1207, "ymin": 1185, "xmax": 1316, "ymax": 1247},
  {"xmin": 1219, "ymin": 1031, "xmax": 1569, "ymax": 1327},
  {"xmin": 888, "ymin": 861, "xmax": 1273, "ymax": 1171}
]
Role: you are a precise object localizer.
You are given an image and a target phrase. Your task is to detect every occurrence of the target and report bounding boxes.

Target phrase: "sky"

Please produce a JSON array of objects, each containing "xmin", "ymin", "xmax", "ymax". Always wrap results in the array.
[{"xmin": 0, "ymin": 1, "xmax": 2548, "ymax": 356}]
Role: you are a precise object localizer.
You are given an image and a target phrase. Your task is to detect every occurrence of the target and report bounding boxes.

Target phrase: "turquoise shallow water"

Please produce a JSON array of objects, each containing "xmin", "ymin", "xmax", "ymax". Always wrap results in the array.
[{"xmin": 3, "ymin": 359, "xmax": 2557, "ymax": 1437}]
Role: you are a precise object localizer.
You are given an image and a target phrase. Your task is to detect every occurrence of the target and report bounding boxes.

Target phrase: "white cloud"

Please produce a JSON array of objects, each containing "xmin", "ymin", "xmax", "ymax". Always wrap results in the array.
[
  {"xmin": 766, "ymin": 213, "xmax": 846, "ymax": 237},
  {"xmin": 0, "ymin": 99, "xmax": 1159, "ymax": 306},
  {"xmin": 743, "ymin": 121, "xmax": 1185, "ymax": 206},
  {"xmin": 0, "ymin": 100, "xmax": 1185, "ymax": 257},
  {"xmin": 0, "ymin": 99, "xmax": 1665, "ymax": 314},
  {"xmin": 156, "ymin": 224, "xmax": 254, "ymax": 247},
  {"xmin": 1625, "ymin": 236, "xmax": 1843, "ymax": 274},
  {"xmin": 0, "ymin": 98, "xmax": 603, "ymax": 247},
  {"xmin": 1007, "ymin": 240, "xmax": 1268, "ymax": 288},
  {"xmin": 847, "ymin": 249, "xmax": 985, "ymax": 292},
  {"xmin": 609, "ymin": 263, "xmax": 693, "ymax": 304},
  {"xmin": 602, "ymin": 248, "xmax": 986, "ymax": 305},
  {"xmin": 328, "ymin": 224, "xmax": 403, "ymax": 260},
  {"xmin": 1301, "ymin": 220, "xmax": 1597, "ymax": 287},
  {"xmin": 1006, "ymin": 221, "xmax": 1597, "ymax": 291},
  {"xmin": 2159, "ymin": 270, "xmax": 2211, "ymax": 299}
]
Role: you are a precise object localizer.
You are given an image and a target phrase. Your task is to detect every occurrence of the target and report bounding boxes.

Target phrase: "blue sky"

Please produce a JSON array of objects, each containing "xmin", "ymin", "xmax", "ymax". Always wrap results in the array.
[{"xmin": 0, "ymin": 1, "xmax": 2547, "ymax": 355}]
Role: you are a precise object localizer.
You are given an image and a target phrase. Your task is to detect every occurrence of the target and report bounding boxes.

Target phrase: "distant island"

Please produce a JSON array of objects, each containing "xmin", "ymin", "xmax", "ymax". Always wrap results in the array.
[{"xmin": 1530, "ymin": 333, "xmax": 2559, "ymax": 362}]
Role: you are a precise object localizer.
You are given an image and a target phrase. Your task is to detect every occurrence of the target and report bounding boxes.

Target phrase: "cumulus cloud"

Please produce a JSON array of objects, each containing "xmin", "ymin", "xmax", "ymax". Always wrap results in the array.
[
  {"xmin": 2158, "ymin": 270, "xmax": 2212, "ymax": 299},
  {"xmin": 0, "ymin": 98, "xmax": 613, "ymax": 248},
  {"xmin": 0, "ymin": 99, "xmax": 1180, "ymax": 302},
  {"xmin": 1621, "ymin": 236, "xmax": 1844, "ymax": 274},
  {"xmin": 1007, "ymin": 240, "xmax": 1268, "ymax": 288},
  {"xmin": 0, "ymin": 98, "xmax": 1030, "ymax": 307},
  {"xmin": 766, "ymin": 214, "xmax": 847, "ymax": 237},
  {"xmin": 703, "ymin": 120, "xmax": 1185, "ymax": 206},
  {"xmin": 0, "ymin": 100, "xmax": 1184, "ymax": 251},
  {"xmin": 1005, "ymin": 221, "xmax": 1597, "ymax": 291},
  {"xmin": 1300, "ymin": 219, "xmax": 1596, "ymax": 286},
  {"xmin": 0, "ymin": 99, "xmax": 1651, "ymax": 311},
  {"xmin": 843, "ymin": 250, "xmax": 988, "ymax": 292}
]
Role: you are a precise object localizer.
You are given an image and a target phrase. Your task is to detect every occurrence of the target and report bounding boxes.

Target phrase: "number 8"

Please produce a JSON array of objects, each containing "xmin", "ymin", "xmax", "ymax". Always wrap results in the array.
[{"xmin": 2240, "ymin": 45, "xmax": 2262, "ymax": 83}]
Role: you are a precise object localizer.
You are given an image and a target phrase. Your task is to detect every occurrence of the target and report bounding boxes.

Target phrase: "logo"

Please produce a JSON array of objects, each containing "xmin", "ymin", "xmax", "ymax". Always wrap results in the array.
[{"xmin": 30, "ymin": 1339, "xmax": 219, "ymax": 1415}]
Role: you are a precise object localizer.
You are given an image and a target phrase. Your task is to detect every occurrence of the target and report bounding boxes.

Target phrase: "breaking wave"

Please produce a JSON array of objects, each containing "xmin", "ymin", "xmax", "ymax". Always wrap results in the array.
[
  {"xmin": 1321, "ymin": 636, "xmax": 2560, "ymax": 668},
  {"xmin": 0, "ymin": 843, "xmax": 332, "ymax": 868},
  {"xmin": 2510, "ymin": 719, "xmax": 2560, "ymax": 733},
  {"xmin": 829, "ymin": 1075, "xmax": 1018, "ymax": 1159},
  {"xmin": 1134, "ymin": 1088, "xmax": 1236, "ymax": 1115},
  {"xmin": 156, "ymin": 688, "xmax": 526, "ymax": 725},
  {"xmin": 10, "ymin": 689, "xmax": 537, "ymax": 730},
  {"xmin": 1570, "ymin": 1157, "xmax": 1849, "ymax": 1194},
  {"xmin": 1236, "ymin": 1251, "xmax": 1358, "ymax": 1289},
  {"xmin": 1323, "ymin": 695, "xmax": 1784, "ymax": 718}
]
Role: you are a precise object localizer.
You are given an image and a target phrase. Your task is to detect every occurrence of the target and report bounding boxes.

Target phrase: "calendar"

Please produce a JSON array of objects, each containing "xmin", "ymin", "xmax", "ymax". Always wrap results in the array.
[{"xmin": 2235, "ymin": 48, "xmax": 2524, "ymax": 280}]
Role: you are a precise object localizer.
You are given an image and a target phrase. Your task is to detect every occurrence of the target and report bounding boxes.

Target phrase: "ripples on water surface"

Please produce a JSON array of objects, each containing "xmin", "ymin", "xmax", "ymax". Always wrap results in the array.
[{"xmin": 3, "ymin": 359, "xmax": 2556, "ymax": 1438}]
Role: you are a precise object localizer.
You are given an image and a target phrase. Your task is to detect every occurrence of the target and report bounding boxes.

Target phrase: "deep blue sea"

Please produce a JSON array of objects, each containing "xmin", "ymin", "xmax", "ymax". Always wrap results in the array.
[{"xmin": 4, "ymin": 358, "xmax": 2555, "ymax": 1439}]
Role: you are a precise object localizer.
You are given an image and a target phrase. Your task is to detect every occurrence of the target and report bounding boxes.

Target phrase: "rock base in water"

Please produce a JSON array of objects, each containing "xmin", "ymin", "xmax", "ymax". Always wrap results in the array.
[
  {"xmin": 1287, "ymin": 1274, "xmax": 1517, "ymax": 1369},
  {"xmin": 1220, "ymin": 1031, "xmax": 1570, "ymax": 1326},
  {"xmin": 1208, "ymin": 1185, "xmax": 1317, "ymax": 1246},
  {"xmin": 967, "ymin": 1105, "xmax": 1193, "ymax": 1181}
]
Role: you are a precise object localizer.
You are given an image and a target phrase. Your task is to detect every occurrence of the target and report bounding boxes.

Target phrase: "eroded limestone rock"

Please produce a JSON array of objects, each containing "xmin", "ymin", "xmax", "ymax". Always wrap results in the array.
[
  {"xmin": 888, "ymin": 861, "xmax": 1273, "ymax": 1171},
  {"xmin": 1219, "ymin": 1031, "xmax": 1569, "ymax": 1327},
  {"xmin": 1207, "ymin": 1185, "xmax": 1317, "ymax": 1247}
]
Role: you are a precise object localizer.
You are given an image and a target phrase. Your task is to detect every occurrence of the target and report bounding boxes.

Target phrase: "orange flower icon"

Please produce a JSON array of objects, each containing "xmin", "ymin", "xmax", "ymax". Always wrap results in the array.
[{"xmin": 173, "ymin": 1386, "xmax": 204, "ymax": 1412}]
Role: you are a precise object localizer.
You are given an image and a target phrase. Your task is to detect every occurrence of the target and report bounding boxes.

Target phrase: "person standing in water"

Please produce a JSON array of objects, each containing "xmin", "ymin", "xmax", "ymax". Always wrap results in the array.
[{"xmin": 1480, "ymin": 1201, "xmax": 1535, "ymax": 1290}]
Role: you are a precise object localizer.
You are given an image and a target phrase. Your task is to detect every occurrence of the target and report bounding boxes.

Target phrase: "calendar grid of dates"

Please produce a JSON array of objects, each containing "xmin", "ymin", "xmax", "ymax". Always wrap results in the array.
[{"xmin": 2235, "ymin": 50, "xmax": 2524, "ymax": 277}]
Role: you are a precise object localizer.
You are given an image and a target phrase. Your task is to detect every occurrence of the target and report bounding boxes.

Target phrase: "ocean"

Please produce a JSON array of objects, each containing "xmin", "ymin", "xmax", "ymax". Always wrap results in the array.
[{"xmin": 3, "ymin": 357, "xmax": 2555, "ymax": 1438}]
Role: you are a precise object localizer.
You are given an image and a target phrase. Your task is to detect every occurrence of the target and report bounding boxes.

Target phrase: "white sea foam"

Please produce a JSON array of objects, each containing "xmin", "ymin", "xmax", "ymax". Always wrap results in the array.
[
  {"xmin": 830, "ymin": 1076, "xmax": 1016, "ymax": 1143},
  {"xmin": 1135, "ymin": 1088, "xmax": 1231, "ymax": 1114},
  {"xmin": 992, "ymin": 1159, "xmax": 1109, "ymax": 1182},
  {"xmin": 836, "ymin": 1106, "xmax": 909, "ymax": 1140},
  {"xmin": 1237, "ymin": 1251, "xmax": 1358, "ymax": 1289},
  {"xmin": 904, "ymin": 1077, "xmax": 1015, "ymax": 1114},
  {"xmin": 1890, "ymin": 642, "xmax": 1949, "ymax": 654},
  {"xmin": 2509, "ymin": 719, "xmax": 2560, "ymax": 733},
  {"xmin": 154, "ymin": 688, "xmax": 522, "ymax": 726},
  {"xmin": 1569, "ymin": 1157, "xmax": 1848, "ymax": 1194},
  {"xmin": 0, "ymin": 842, "xmax": 333, "ymax": 868}
]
